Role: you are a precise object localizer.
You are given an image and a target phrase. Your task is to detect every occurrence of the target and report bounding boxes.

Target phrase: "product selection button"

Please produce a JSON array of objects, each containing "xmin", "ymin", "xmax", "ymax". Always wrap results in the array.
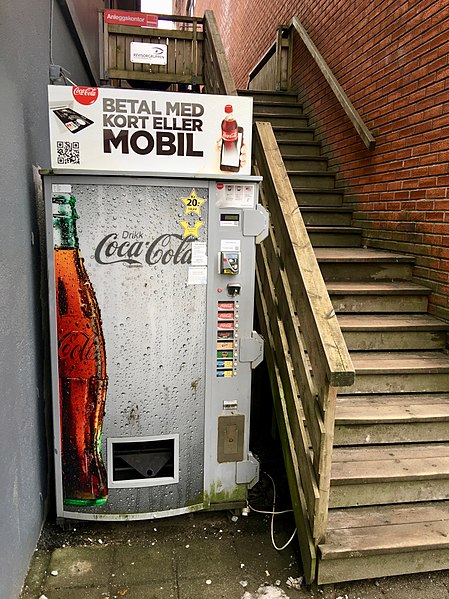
[
  {"xmin": 217, "ymin": 321, "xmax": 234, "ymax": 330},
  {"xmin": 217, "ymin": 341, "xmax": 234, "ymax": 350},
  {"xmin": 216, "ymin": 370, "xmax": 233, "ymax": 378},
  {"xmin": 216, "ymin": 360, "xmax": 233, "ymax": 369},
  {"xmin": 217, "ymin": 311, "xmax": 234, "ymax": 320},
  {"xmin": 217, "ymin": 330, "xmax": 234, "ymax": 340},
  {"xmin": 217, "ymin": 350, "xmax": 233, "ymax": 359},
  {"xmin": 217, "ymin": 301, "xmax": 234, "ymax": 310}
]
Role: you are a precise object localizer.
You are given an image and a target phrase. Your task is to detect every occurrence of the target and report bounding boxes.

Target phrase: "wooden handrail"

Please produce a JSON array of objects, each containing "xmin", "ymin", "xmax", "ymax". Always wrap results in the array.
[
  {"xmin": 254, "ymin": 122, "xmax": 354, "ymax": 387},
  {"xmin": 248, "ymin": 39, "xmax": 277, "ymax": 83},
  {"xmin": 290, "ymin": 17, "xmax": 375, "ymax": 150},
  {"xmin": 203, "ymin": 10, "xmax": 237, "ymax": 96},
  {"xmin": 248, "ymin": 17, "xmax": 376, "ymax": 150}
]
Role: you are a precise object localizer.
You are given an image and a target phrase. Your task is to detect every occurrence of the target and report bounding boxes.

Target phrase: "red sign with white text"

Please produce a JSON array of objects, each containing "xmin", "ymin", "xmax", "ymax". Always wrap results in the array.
[{"xmin": 104, "ymin": 10, "xmax": 158, "ymax": 28}]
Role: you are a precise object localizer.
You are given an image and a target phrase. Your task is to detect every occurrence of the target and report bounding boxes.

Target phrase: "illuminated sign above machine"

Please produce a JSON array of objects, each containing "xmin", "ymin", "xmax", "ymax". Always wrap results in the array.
[{"xmin": 48, "ymin": 86, "xmax": 253, "ymax": 176}]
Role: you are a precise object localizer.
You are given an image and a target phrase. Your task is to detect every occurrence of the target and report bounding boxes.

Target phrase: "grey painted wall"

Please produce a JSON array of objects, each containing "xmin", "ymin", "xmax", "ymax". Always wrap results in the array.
[{"xmin": 0, "ymin": 2, "xmax": 89, "ymax": 597}]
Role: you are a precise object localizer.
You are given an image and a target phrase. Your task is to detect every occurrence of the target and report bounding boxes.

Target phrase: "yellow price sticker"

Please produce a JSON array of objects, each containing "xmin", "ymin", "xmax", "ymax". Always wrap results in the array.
[{"xmin": 181, "ymin": 189, "xmax": 206, "ymax": 216}]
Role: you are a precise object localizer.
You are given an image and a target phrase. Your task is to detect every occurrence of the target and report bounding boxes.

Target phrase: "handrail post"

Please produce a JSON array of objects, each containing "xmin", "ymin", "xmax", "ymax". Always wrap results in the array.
[
  {"xmin": 192, "ymin": 17, "xmax": 198, "ymax": 85},
  {"xmin": 287, "ymin": 27, "xmax": 293, "ymax": 90},
  {"xmin": 275, "ymin": 26, "xmax": 292, "ymax": 91},
  {"xmin": 275, "ymin": 27, "xmax": 283, "ymax": 91}
]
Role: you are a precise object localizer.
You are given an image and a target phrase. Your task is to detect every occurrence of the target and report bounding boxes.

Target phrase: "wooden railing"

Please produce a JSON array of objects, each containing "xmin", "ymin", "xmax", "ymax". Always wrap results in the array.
[
  {"xmin": 253, "ymin": 121, "xmax": 355, "ymax": 583},
  {"xmin": 248, "ymin": 18, "xmax": 376, "ymax": 150},
  {"xmin": 99, "ymin": 10, "xmax": 236, "ymax": 95},
  {"xmin": 248, "ymin": 26, "xmax": 292, "ymax": 93},
  {"xmin": 202, "ymin": 10, "xmax": 237, "ymax": 96},
  {"xmin": 100, "ymin": 12, "xmax": 204, "ymax": 85}
]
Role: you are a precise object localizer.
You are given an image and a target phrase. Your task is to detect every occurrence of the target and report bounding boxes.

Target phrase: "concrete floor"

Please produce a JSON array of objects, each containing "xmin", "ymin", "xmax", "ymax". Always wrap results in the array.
[
  {"xmin": 19, "ymin": 509, "xmax": 300, "ymax": 599},
  {"xmin": 20, "ymin": 506, "xmax": 449, "ymax": 599}
]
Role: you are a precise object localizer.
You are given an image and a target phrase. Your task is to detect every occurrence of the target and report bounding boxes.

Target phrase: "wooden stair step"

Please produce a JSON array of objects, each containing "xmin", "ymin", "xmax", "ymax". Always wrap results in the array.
[
  {"xmin": 307, "ymin": 226, "xmax": 362, "ymax": 247},
  {"xmin": 254, "ymin": 113, "xmax": 308, "ymax": 127},
  {"xmin": 293, "ymin": 187, "xmax": 344, "ymax": 206},
  {"xmin": 315, "ymin": 247, "xmax": 415, "ymax": 281},
  {"xmin": 283, "ymin": 155, "xmax": 329, "ymax": 170},
  {"xmin": 338, "ymin": 314, "xmax": 448, "ymax": 350},
  {"xmin": 327, "ymin": 280, "xmax": 430, "ymax": 296},
  {"xmin": 301, "ymin": 207, "xmax": 352, "ymax": 227},
  {"xmin": 334, "ymin": 394, "xmax": 449, "ymax": 445},
  {"xmin": 351, "ymin": 351, "xmax": 449, "ymax": 374},
  {"xmin": 332, "ymin": 443, "xmax": 449, "ymax": 484},
  {"xmin": 336, "ymin": 393, "xmax": 449, "ymax": 424},
  {"xmin": 340, "ymin": 351, "xmax": 449, "ymax": 394},
  {"xmin": 251, "ymin": 101, "xmax": 304, "ymax": 115},
  {"xmin": 315, "ymin": 247, "xmax": 415, "ymax": 263},
  {"xmin": 330, "ymin": 443, "xmax": 449, "ymax": 508},
  {"xmin": 338, "ymin": 314, "xmax": 449, "ymax": 331},
  {"xmin": 273, "ymin": 126, "xmax": 315, "ymax": 141},
  {"xmin": 328, "ymin": 281, "xmax": 430, "ymax": 312},
  {"xmin": 287, "ymin": 170, "xmax": 336, "ymax": 188},
  {"xmin": 238, "ymin": 89, "xmax": 299, "ymax": 103},
  {"xmin": 324, "ymin": 502, "xmax": 449, "ymax": 555},
  {"xmin": 318, "ymin": 502, "xmax": 449, "ymax": 583},
  {"xmin": 277, "ymin": 140, "xmax": 322, "ymax": 156}
]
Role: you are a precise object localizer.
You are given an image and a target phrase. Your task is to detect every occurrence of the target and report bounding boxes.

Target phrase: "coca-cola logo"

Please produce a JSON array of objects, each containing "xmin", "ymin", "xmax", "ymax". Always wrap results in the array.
[
  {"xmin": 59, "ymin": 331, "xmax": 96, "ymax": 361},
  {"xmin": 94, "ymin": 233, "xmax": 192, "ymax": 266},
  {"xmin": 72, "ymin": 86, "xmax": 99, "ymax": 106}
]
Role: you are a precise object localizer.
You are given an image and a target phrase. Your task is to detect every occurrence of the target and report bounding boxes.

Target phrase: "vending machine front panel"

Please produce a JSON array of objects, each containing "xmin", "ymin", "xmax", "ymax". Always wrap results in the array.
[{"xmin": 45, "ymin": 176, "xmax": 209, "ymax": 519}]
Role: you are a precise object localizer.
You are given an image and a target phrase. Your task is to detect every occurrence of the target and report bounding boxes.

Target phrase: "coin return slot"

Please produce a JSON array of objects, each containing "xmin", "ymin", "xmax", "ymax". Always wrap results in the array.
[{"xmin": 109, "ymin": 436, "xmax": 179, "ymax": 488}]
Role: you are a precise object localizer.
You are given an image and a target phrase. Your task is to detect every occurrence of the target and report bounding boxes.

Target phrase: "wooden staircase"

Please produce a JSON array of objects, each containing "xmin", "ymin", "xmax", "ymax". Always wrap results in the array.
[{"xmin": 241, "ymin": 89, "xmax": 449, "ymax": 583}]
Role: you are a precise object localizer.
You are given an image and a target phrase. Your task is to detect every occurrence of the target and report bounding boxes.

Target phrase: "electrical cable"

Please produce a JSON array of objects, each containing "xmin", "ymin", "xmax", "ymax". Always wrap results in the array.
[
  {"xmin": 247, "ymin": 472, "xmax": 297, "ymax": 551},
  {"xmin": 61, "ymin": 71, "xmax": 77, "ymax": 86},
  {"xmin": 247, "ymin": 505, "xmax": 293, "ymax": 516}
]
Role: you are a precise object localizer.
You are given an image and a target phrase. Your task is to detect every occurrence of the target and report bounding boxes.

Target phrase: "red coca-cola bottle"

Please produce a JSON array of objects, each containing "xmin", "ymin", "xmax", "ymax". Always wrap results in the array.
[
  {"xmin": 53, "ymin": 192, "xmax": 108, "ymax": 506},
  {"xmin": 221, "ymin": 104, "xmax": 238, "ymax": 147}
]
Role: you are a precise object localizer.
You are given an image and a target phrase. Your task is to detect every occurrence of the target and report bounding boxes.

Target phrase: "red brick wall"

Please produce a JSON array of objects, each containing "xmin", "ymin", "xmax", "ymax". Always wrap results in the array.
[
  {"xmin": 195, "ymin": 0, "xmax": 449, "ymax": 322},
  {"xmin": 194, "ymin": 0, "xmax": 297, "ymax": 88}
]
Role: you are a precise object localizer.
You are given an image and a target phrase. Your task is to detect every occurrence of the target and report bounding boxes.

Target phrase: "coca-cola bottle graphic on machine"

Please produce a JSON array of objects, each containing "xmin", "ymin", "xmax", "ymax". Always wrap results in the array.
[
  {"xmin": 53, "ymin": 191, "xmax": 108, "ymax": 506},
  {"xmin": 220, "ymin": 104, "xmax": 243, "ymax": 173}
]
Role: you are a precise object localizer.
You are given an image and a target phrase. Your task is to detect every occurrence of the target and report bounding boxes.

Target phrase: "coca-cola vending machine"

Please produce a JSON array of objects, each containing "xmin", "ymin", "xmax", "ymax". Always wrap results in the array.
[{"xmin": 43, "ymin": 86, "xmax": 269, "ymax": 522}]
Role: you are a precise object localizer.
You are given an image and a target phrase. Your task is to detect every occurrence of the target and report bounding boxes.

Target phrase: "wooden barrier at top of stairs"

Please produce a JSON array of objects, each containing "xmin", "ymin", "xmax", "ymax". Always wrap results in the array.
[{"xmin": 99, "ymin": 9, "xmax": 236, "ymax": 95}]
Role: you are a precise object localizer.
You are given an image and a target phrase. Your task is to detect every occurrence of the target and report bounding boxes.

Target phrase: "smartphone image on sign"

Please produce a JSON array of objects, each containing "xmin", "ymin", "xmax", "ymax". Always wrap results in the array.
[
  {"xmin": 53, "ymin": 107, "xmax": 94, "ymax": 134},
  {"xmin": 220, "ymin": 127, "xmax": 243, "ymax": 173}
]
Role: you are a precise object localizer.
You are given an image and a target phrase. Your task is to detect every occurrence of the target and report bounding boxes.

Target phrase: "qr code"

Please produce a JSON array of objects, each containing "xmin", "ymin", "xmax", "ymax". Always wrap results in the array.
[{"xmin": 56, "ymin": 141, "xmax": 80, "ymax": 165}]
